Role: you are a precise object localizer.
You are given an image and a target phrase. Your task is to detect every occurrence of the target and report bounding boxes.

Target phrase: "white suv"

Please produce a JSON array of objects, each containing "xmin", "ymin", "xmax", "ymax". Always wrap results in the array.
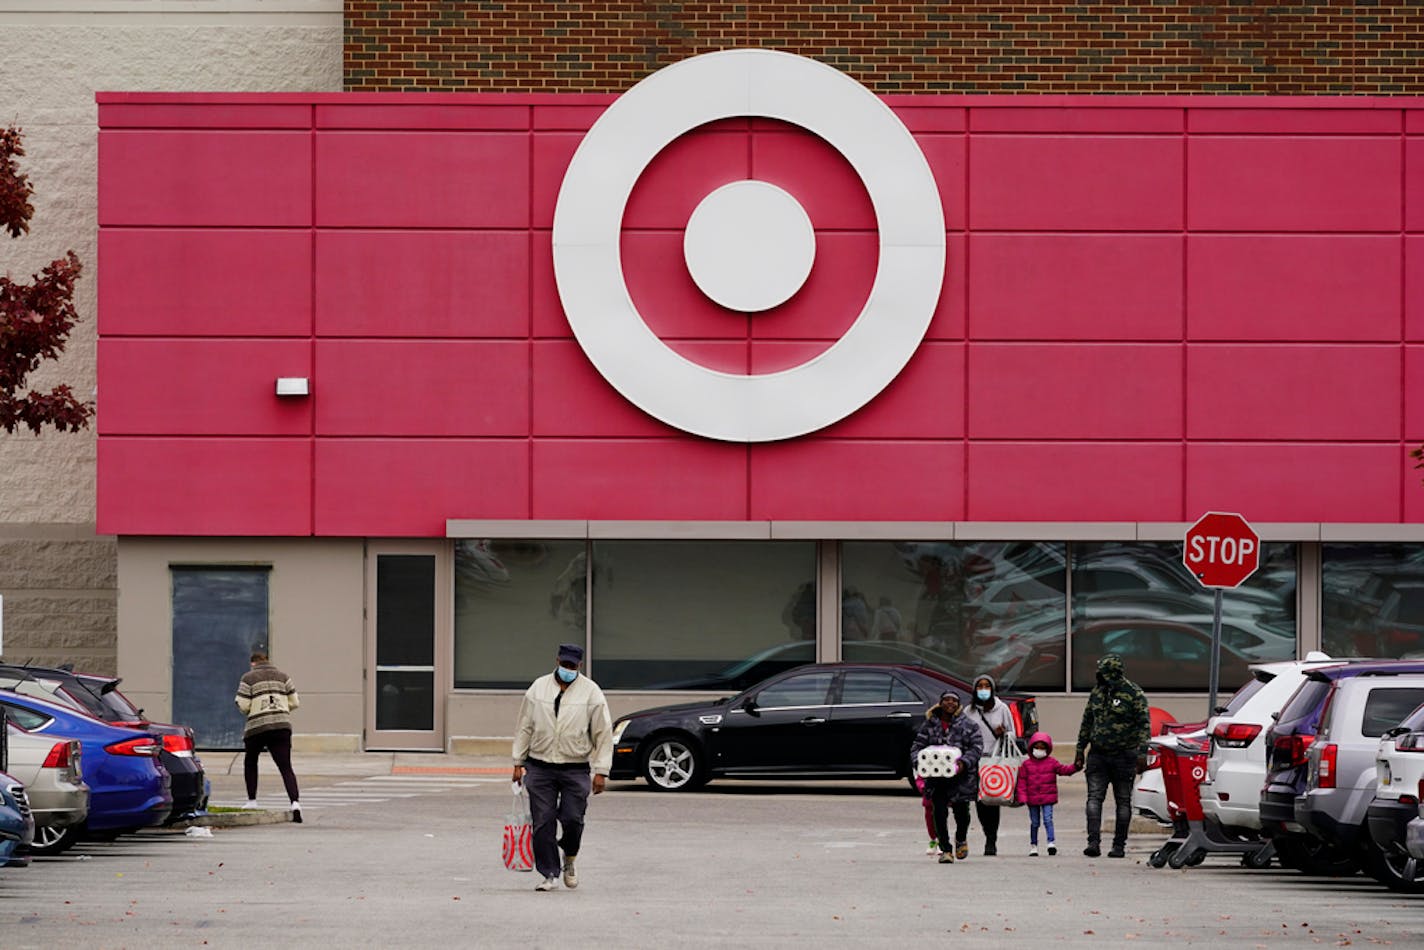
[
  {"xmin": 1201, "ymin": 652, "xmax": 1340, "ymax": 835},
  {"xmin": 1366, "ymin": 703, "xmax": 1424, "ymax": 890}
]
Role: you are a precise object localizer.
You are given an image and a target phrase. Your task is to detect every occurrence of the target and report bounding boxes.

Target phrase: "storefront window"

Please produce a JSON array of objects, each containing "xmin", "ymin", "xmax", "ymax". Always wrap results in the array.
[
  {"xmin": 1070, "ymin": 542, "xmax": 1297, "ymax": 691},
  {"xmin": 840, "ymin": 541, "xmax": 1067, "ymax": 690},
  {"xmin": 453, "ymin": 539, "xmax": 587, "ymax": 689},
  {"xmin": 590, "ymin": 540, "xmax": 816, "ymax": 690},
  {"xmin": 1322, "ymin": 543, "xmax": 1424, "ymax": 659}
]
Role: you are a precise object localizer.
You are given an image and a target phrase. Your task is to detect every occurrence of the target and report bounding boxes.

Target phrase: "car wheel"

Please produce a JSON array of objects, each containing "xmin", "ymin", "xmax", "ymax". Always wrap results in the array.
[
  {"xmin": 29, "ymin": 823, "xmax": 79, "ymax": 856},
  {"xmin": 1273, "ymin": 835, "xmax": 1361, "ymax": 876},
  {"xmin": 1366, "ymin": 839, "xmax": 1424, "ymax": 893},
  {"xmin": 642, "ymin": 734, "xmax": 706, "ymax": 792}
]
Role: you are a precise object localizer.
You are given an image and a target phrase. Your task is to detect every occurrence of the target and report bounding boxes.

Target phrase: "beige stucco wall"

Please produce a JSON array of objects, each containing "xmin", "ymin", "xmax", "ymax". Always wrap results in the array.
[
  {"xmin": 117, "ymin": 537, "xmax": 364, "ymax": 746},
  {"xmin": 0, "ymin": 1, "xmax": 341, "ymax": 672}
]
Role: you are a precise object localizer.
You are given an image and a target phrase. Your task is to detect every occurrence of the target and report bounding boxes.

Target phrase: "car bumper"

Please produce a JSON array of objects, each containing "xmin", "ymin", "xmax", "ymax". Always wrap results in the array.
[
  {"xmin": 1406, "ymin": 813, "xmax": 1424, "ymax": 860},
  {"xmin": 165, "ymin": 763, "xmax": 208, "ymax": 820},
  {"xmin": 1259, "ymin": 788, "xmax": 1305, "ymax": 835},
  {"xmin": 1295, "ymin": 791, "xmax": 1358, "ymax": 849},
  {"xmin": 610, "ymin": 743, "xmax": 641, "ymax": 781},
  {"xmin": 1365, "ymin": 798, "xmax": 1417, "ymax": 854}
]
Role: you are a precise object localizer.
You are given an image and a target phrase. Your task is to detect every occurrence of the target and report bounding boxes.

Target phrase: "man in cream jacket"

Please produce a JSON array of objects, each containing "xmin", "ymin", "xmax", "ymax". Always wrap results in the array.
[{"xmin": 512, "ymin": 643, "xmax": 613, "ymax": 892}]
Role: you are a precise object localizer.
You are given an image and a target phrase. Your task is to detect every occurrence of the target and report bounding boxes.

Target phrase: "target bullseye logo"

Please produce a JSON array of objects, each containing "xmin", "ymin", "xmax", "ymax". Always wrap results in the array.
[{"xmin": 552, "ymin": 49, "xmax": 946, "ymax": 443}]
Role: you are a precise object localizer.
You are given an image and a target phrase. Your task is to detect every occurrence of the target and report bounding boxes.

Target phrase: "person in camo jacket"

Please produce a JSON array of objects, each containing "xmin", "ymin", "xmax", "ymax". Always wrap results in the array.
[
  {"xmin": 235, "ymin": 650, "xmax": 303, "ymax": 822},
  {"xmin": 1073, "ymin": 653, "xmax": 1150, "ymax": 858}
]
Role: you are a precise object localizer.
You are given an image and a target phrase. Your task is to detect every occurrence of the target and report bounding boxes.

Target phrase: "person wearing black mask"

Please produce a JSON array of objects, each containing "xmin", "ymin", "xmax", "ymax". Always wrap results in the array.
[
  {"xmin": 512, "ymin": 643, "xmax": 613, "ymax": 891},
  {"xmin": 1073, "ymin": 653, "xmax": 1150, "ymax": 858}
]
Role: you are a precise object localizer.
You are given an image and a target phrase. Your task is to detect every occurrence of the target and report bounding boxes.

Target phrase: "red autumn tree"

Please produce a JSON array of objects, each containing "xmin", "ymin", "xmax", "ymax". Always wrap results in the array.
[{"xmin": 0, "ymin": 124, "xmax": 92, "ymax": 435}]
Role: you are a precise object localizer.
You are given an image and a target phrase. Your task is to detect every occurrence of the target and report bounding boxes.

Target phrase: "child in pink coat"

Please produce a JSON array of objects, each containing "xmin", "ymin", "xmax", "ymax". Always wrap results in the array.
[{"xmin": 1015, "ymin": 731, "xmax": 1081, "ymax": 855}]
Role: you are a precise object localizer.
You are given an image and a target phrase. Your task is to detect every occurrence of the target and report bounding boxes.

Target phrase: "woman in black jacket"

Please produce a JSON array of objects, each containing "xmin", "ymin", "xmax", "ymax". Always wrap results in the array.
[{"xmin": 910, "ymin": 691, "xmax": 985, "ymax": 863}]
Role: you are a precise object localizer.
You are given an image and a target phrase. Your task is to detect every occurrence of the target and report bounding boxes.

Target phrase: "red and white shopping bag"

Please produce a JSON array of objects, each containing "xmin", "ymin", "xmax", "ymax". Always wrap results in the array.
[{"xmin": 502, "ymin": 782, "xmax": 534, "ymax": 872}]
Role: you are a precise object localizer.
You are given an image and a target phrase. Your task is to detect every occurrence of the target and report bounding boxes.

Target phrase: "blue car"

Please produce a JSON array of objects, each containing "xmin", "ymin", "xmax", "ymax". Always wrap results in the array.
[
  {"xmin": 0, "ymin": 772, "xmax": 35, "ymax": 867},
  {"xmin": 0, "ymin": 690, "xmax": 171, "ymax": 836}
]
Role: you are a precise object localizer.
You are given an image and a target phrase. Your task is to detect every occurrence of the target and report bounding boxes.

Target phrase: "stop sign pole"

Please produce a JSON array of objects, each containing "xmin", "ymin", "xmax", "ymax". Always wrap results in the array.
[{"xmin": 1183, "ymin": 512, "xmax": 1261, "ymax": 717}]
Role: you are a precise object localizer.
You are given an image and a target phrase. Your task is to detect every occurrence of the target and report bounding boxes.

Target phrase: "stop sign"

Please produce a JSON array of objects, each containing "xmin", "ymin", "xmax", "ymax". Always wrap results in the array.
[{"xmin": 1183, "ymin": 511, "xmax": 1260, "ymax": 589}]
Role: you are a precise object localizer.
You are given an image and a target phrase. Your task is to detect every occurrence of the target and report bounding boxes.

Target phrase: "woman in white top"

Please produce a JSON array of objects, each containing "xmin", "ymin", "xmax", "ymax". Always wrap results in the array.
[{"xmin": 968, "ymin": 672, "xmax": 1017, "ymax": 856}]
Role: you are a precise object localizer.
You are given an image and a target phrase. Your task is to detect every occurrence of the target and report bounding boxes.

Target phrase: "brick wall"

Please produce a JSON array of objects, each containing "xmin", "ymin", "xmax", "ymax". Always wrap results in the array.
[{"xmin": 344, "ymin": 1, "xmax": 1424, "ymax": 94}]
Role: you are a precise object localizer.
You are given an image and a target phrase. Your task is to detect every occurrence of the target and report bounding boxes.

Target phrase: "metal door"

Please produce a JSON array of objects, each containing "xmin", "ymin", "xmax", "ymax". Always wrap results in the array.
[
  {"xmin": 172, "ymin": 567, "xmax": 270, "ymax": 750},
  {"xmin": 366, "ymin": 543, "xmax": 448, "ymax": 751}
]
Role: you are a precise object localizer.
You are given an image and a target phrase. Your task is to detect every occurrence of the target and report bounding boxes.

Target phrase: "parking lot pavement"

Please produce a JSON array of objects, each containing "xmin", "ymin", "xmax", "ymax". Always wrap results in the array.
[{"xmin": 8, "ymin": 758, "xmax": 1424, "ymax": 948}]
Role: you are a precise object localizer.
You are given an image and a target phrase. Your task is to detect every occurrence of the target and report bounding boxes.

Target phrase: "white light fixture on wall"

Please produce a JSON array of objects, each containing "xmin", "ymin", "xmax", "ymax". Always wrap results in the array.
[{"xmin": 275, "ymin": 377, "xmax": 310, "ymax": 397}]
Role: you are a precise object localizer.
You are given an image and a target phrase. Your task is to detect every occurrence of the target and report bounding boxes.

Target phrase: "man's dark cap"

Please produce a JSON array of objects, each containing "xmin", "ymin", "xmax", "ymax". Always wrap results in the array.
[{"xmin": 558, "ymin": 643, "xmax": 585, "ymax": 664}]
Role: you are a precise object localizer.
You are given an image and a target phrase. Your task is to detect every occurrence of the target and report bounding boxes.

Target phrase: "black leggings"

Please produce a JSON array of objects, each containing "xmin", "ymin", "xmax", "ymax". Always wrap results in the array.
[
  {"xmin": 975, "ymin": 801, "xmax": 1002, "ymax": 847},
  {"xmin": 244, "ymin": 728, "xmax": 301, "ymax": 803},
  {"xmin": 929, "ymin": 781, "xmax": 972, "ymax": 852}
]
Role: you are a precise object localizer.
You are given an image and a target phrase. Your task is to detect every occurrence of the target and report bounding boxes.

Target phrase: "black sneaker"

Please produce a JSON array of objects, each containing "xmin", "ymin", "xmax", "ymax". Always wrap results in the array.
[
  {"xmin": 1047, "ymin": 845, "xmax": 1057, "ymax": 856},
  {"xmin": 291, "ymin": 809, "xmax": 303, "ymax": 824},
  {"xmin": 1083, "ymin": 845, "xmax": 1101, "ymax": 857},
  {"xmin": 983, "ymin": 843, "xmax": 997, "ymax": 857},
  {"xmin": 1108, "ymin": 846, "xmax": 1126, "ymax": 858}
]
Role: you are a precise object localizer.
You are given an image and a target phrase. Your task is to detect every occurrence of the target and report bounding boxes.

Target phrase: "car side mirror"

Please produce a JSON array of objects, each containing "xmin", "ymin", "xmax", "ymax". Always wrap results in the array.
[
  {"xmin": 741, "ymin": 696, "xmax": 759, "ymax": 716},
  {"xmin": 1270, "ymin": 711, "xmax": 1281, "ymax": 721},
  {"xmin": 1213, "ymin": 705, "xmax": 1228, "ymax": 715},
  {"xmin": 1385, "ymin": 725, "xmax": 1411, "ymax": 738}
]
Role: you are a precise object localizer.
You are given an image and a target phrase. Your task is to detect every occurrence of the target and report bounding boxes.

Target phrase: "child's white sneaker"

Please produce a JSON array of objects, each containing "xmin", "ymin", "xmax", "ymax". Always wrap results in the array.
[
  {"xmin": 1029, "ymin": 846, "xmax": 1039, "ymax": 857},
  {"xmin": 925, "ymin": 840, "xmax": 938, "ymax": 855}
]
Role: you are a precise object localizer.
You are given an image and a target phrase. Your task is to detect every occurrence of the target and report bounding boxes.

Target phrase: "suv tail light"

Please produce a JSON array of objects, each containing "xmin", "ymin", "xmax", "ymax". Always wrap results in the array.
[
  {"xmin": 1316, "ymin": 743, "xmax": 1338, "ymax": 789},
  {"xmin": 161, "ymin": 734, "xmax": 194, "ymax": 756},
  {"xmin": 1273, "ymin": 733, "xmax": 1315, "ymax": 768},
  {"xmin": 1144, "ymin": 748, "xmax": 1160, "ymax": 770},
  {"xmin": 41, "ymin": 741, "xmax": 71, "ymax": 769},
  {"xmin": 1212, "ymin": 722, "xmax": 1263, "ymax": 748},
  {"xmin": 105, "ymin": 737, "xmax": 160, "ymax": 757}
]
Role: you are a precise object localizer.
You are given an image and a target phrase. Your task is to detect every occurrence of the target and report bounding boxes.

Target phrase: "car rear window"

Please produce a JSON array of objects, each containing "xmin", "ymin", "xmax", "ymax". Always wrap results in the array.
[
  {"xmin": 1361, "ymin": 687, "xmax": 1424, "ymax": 737},
  {"xmin": 1222, "ymin": 674, "xmax": 1273, "ymax": 716},
  {"xmin": 1276, "ymin": 678, "xmax": 1332, "ymax": 730}
]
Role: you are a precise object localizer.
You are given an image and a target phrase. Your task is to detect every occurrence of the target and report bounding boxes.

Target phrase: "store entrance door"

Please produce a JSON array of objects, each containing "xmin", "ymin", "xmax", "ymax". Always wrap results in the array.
[{"xmin": 365, "ymin": 543, "xmax": 447, "ymax": 751}]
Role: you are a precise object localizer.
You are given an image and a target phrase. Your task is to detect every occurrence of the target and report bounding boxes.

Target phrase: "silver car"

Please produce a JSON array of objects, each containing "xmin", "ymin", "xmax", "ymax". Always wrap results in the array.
[{"xmin": 5, "ymin": 724, "xmax": 88, "ymax": 855}]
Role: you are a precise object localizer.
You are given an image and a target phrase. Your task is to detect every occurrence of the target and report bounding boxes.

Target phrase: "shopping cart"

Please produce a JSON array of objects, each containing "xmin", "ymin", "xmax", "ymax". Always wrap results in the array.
[{"xmin": 1146, "ymin": 732, "xmax": 1274, "ymax": 870}]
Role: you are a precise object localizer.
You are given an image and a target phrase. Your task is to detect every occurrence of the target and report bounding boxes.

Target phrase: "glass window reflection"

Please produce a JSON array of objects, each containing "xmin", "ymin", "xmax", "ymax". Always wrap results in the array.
[
  {"xmin": 453, "ymin": 539, "xmax": 587, "ymax": 689},
  {"xmin": 591, "ymin": 540, "xmax": 817, "ymax": 690},
  {"xmin": 1322, "ymin": 543, "xmax": 1424, "ymax": 659},
  {"xmin": 840, "ymin": 541, "xmax": 1067, "ymax": 690},
  {"xmin": 1070, "ymin": 541, "xmax": 1297, "ymax": 691}
]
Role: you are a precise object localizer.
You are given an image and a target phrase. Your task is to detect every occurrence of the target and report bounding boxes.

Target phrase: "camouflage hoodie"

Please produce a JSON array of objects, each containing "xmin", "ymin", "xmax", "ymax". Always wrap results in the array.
[{"xmin": 1075, "ymin": 654, "xmax": 1150, "ymax": 757}]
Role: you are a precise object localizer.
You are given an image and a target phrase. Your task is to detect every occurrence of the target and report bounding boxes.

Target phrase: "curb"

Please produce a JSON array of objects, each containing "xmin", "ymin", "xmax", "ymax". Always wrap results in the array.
[{"xmin": 172, "ymin": 810, "xmax": 295, "ymax": 829}]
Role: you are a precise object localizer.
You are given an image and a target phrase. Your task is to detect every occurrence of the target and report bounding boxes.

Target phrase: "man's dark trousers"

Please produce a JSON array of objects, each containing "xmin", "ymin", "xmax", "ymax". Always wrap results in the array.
[
  {"xmin": 1084, "ymin": 749, "xmax": 1136, "ymax": 850},
  {"xmin": 523, "ymin": 760, "xmax": 592, "ymax": 878}
]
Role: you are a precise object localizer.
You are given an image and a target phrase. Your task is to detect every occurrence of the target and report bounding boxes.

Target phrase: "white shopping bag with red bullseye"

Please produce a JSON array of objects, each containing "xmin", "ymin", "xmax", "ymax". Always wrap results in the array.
[{"xmin": 502, "ymin": 782, "xmax": 534, "ymax": 872}]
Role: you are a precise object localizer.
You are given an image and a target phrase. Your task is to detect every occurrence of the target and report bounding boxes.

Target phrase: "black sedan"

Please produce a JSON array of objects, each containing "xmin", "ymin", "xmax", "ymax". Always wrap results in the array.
[{"xmin": 609, "ymin": 663, "xmax": 1038, "ymax": 792}]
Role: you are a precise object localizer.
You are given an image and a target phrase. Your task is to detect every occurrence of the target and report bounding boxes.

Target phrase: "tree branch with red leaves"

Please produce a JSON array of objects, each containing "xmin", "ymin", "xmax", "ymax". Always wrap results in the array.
[{"xmin": 0, "ymin": 124, "xmax": 93, "ymax": 435}]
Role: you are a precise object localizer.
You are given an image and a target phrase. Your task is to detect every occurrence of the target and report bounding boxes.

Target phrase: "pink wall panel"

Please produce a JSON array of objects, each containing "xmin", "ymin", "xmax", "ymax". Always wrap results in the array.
[
  {"xmin": 969, "ymin": 235, "xmax": 1182, "ymax": 340},
  {"xmin": 1188, "ymin": 236, "xmax": 1402, "ymax": 341},
  {"xmin": 315, "ymin": 341, "xmax": 529, "ymax": 436},
  {"xmin": 97, "ymin": 438, "xmax": 311, "ymax": 536},
  {"xmin": 967, "ymin": 442, "xmax": 1184, "ymax": 522},
  {"xmin": 315, "ymin": 439, "xmax": 529, "ymax": 535},
  {"xmin": 98, "ymin": 229, "xmax": 311, "ymax": 337},
  {"xmin": 624, "ymin": 130, "xmax": 750, "ymax": 229},
  {"xmin": 99, "ymin": 130, "xmax": 311, "ymax": 226},
  {"xmin": 532, "ymin": 341, "xmax": 726, "ymax": 437},
  {"xmin": 315, "ymin": 132, "xmax": 529, "ymax": 227},
  {"xmin": 531, "ymin": 233, "xmax": 569, "ymax": 338},
  {"xmin": 750, "ymin": 441, "xmax": 964, "ymax": 521},
  {"xmin": 1409, "ymin": 237, "xmax": 1424, "ymax": 342},
  {"xmin": 315, "ymin": 231, "xmax": 530, "ymax": 337},
  {"xmin": 971, "ymin": 107, "xmax": 1183, "ymax": 134},
  {"xmin": 751, "ymin": 441, "xmax": 962, "ymax": 521},
  {"xmin": 967, "ymin": 344, "xmax": 1182, "ymax": 439},
  {"xmin": 97, "ymin": 339, "xmax": 311, "ymax": 436},
  {"xmin": 1188, "ymin": 137, "xmax": 1401, "ymax": 232},
  {"xmin": 620, "ymin": 231, "xmax": 751, "ymax": 340},
  {"xmin": 1186, "ymin": 345, "xmax": 1400, "ymax": 440},
  {"xmin": 1407, "ymin": 138, "xmax": 1424, "ymax": 233},
  {"xmin": 1186, "ymin": 443, "xmax": 1401, "ymax": 523},
  {"xmin": 1407, "ymin": 347, "xmax": 1424, "ymax": 441},
  {"xmin": 532, "ymin": 133, "xmax": 581, "ymax": 229},
  {"xmin": 532, "ymin": 440, "xmax": 748, "ymax": 519},
  {"xmin": 969, "ymin": 135, "xmax": 1183, "ymax": 231},
  {"xmin": 1187, "ymin": 109, "xmax": 1400, "ymax": 135}
]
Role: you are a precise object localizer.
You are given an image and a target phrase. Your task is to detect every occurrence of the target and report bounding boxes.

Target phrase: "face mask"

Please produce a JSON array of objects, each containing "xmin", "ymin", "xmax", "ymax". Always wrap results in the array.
[
  {"xmin": 1031, "ymin": 748, "xmax": 1048, "ymax": 759},
  {"xmin": 975, "ymin": 688, "xmax": 991, "ymax": 702},
  {"xmin": 555, "ymin": 666, "xmax": 577, "ymax": 684}
]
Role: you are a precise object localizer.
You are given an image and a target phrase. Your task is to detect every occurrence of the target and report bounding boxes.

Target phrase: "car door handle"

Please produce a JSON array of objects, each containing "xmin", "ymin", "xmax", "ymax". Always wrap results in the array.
[
  {"xmin": 886, "ymin": 712, "xmax": 914, "ymax": 719},
  {"xmin": 801, "ymin": 717, "xmax": 826, "ymax": 725}
]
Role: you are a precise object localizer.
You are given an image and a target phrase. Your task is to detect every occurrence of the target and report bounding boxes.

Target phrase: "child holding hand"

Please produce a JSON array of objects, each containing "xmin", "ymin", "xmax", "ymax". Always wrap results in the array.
[{"xmin": 1015, "ymin": 731, "xmax": 1081, "ymax": 856}]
